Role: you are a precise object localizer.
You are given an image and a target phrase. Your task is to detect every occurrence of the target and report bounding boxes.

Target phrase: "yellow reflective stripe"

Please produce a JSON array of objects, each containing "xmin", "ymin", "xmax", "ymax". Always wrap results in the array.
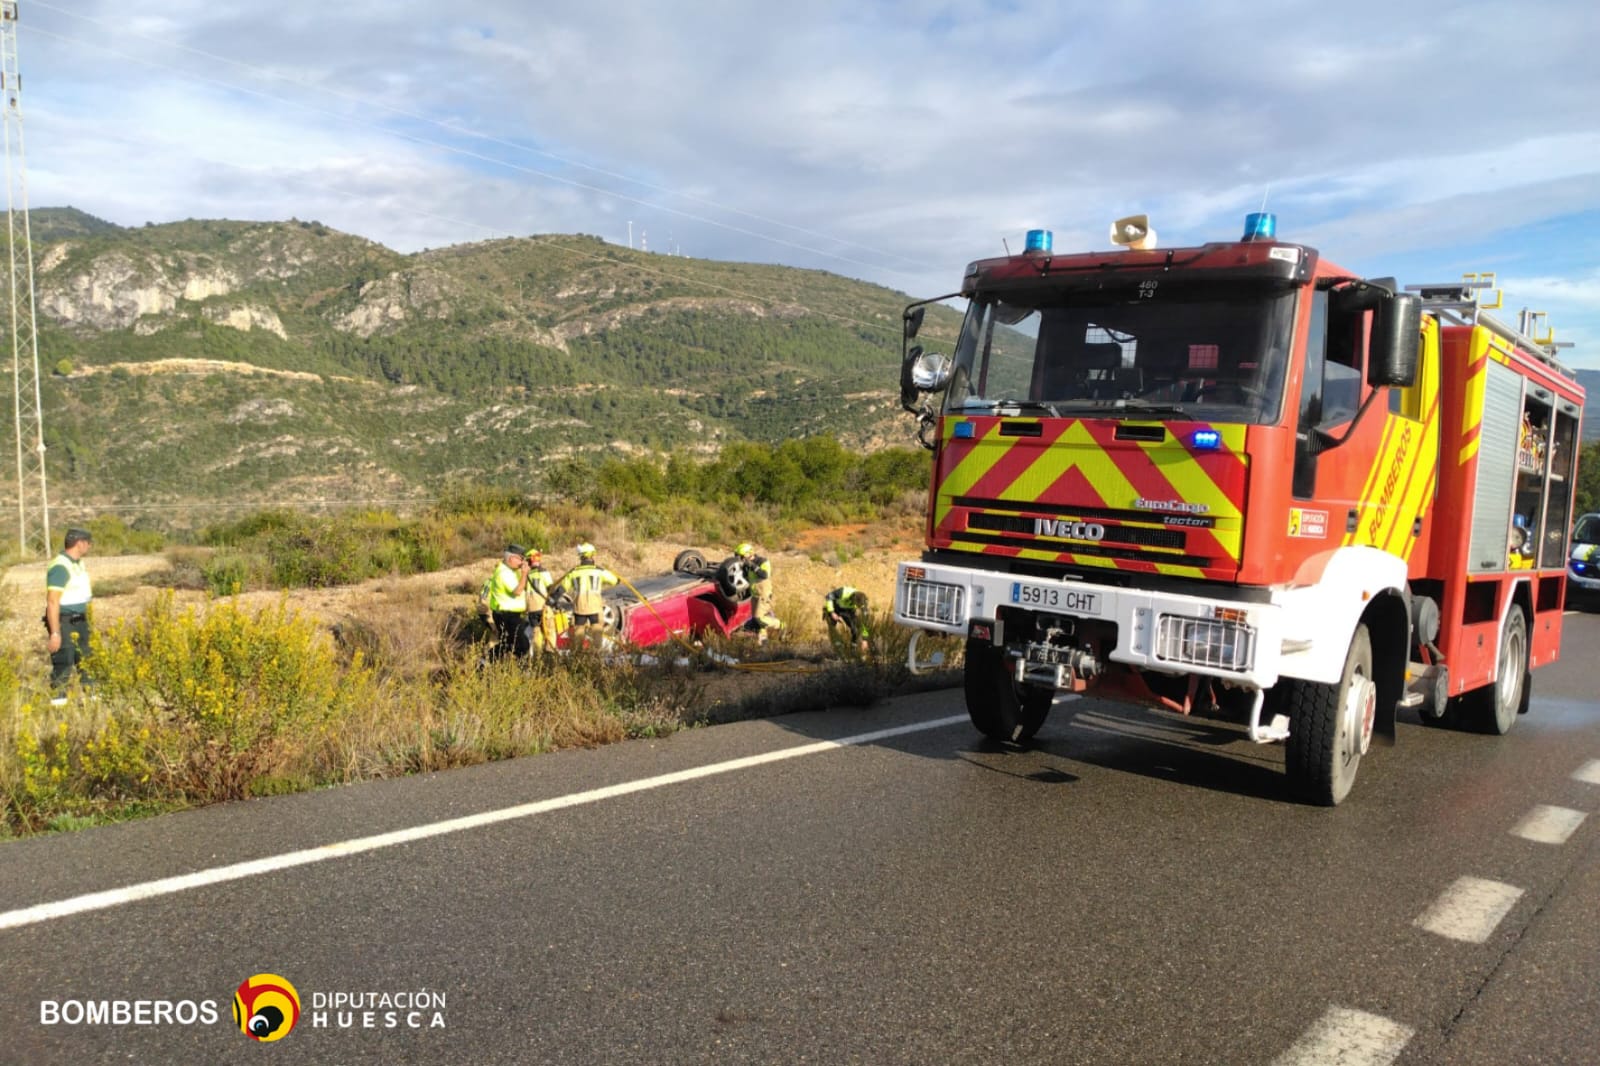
[
  {"xmin": 1011, "ymin": 420, "xmax": 1141, "ymax": 511},
  {"xmin": 1134, "ymin": 424, "xmax": 1246, "ymax": 562},
  {"xmin": 1342, "ymin": 412, "xmax": 1399, "ymax": 547},
  {"xmin": 1457, "ymin": 328, "xmax": 1490, "ymax": 465},
  {"xmin": 934, "ymin": 421, "xmax": 1012, "ymax": 531}
]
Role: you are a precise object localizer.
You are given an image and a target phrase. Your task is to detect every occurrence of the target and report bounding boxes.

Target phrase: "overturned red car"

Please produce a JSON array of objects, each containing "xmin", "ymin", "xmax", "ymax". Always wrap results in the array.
[{"xmin": 555, "ymin": 549, "xmax": 755, "ymax": 649}]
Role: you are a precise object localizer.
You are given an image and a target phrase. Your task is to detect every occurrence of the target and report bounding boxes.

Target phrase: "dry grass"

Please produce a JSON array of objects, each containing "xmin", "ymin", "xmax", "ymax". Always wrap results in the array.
[{"xmin": 1, "ymin": 515, "xmax": 960, "ymax": 836}]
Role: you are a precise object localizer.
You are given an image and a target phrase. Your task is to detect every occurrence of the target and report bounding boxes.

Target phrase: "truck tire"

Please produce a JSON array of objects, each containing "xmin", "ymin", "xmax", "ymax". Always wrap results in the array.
[
  {"xmin": 672, "ymin": 549, "xmax": 707, "ymax": 575},
  {"xmin": 963, "ymin": 639, "xmax": 1054, "ymax": 744},
  {"xmin": 1284, "ymin": 625, "xmax": 1374, "ymax": 806},
  {"xmin": 1463, "ymin": 606, "xmax": 1527, "ymax": 735}
]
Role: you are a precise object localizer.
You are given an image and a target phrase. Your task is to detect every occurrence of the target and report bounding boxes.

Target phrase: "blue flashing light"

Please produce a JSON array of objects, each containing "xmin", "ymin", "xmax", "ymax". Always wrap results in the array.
[
  {"xmin": 1024, "ymin": 229, "xmax": 1053, "ymax": 254},
  {"xmin": 1574, "ymin": 561, "xmax": 1588, "ymax": 574},
  {"xmin": 1191, "ymin": 429, "xmax": 1222, "ymax": 450},
  {"xmin": 953, "ymin": 421, "xmax": 975, "ymax": 439},
  {"xmin": 1242, "ymin": 212, "xmax": 1277, "ymax": 241}
]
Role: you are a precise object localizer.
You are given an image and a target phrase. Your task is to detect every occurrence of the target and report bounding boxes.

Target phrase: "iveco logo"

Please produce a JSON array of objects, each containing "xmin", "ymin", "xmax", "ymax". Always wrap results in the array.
[{"xmin": 1033, "ymin": 518, "xmax": 1106, "ymax": 542}]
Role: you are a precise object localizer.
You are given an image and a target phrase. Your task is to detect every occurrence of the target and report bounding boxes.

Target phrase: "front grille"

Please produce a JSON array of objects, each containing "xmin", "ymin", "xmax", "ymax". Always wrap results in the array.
[
  {"xmin": 967, "ymin": 513, "xmax": 1186, "ymax": 549},
  {"xmin": 901, "ymin": 580, "xmax": 966, "ymax": 626},
  {"xmin": 1155, "ymin": 614, "xmax": 1255, "ymax": 672}
]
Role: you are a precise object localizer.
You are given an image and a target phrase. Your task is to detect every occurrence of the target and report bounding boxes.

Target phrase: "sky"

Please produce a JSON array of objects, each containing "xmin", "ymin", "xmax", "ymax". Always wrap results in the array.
[{"xmin": 13, "ymin": 0, "xmax": 1600, "ymax": 368}]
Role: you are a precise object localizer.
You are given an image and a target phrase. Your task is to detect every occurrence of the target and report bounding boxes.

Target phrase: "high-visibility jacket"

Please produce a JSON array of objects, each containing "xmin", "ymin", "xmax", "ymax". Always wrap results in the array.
[
  {"xmin": 46, "ymin": 553, "xmax": 93, "ymax": 609},
  {"xmin": 526, "ymin": 567, "xmax": 554, "ymax": 611},
  {"xmin": 823, "ymin": 586, "xmax": 865, "ymax": 614},
  {"xmin": 485, "ymin": 561, "xmax": 527, "ymax": 613},
  {"xmin": 560, "ymin": 563, "xmax": 619, "ymax": 616},
  {"xmin": 745, "ymin": 555, "xmax": 772, "ymax": 589}
]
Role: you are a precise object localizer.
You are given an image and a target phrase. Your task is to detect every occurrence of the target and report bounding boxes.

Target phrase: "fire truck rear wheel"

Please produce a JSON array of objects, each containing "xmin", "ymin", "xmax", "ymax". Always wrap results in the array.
[
  {"xmin": 1464, "ymin": 606, "xmax": 1527, "ymax": 736},
  {"xmin": 1284, "ymin": 624, "xmax": 1373, "ymax": 806},
  {"xmin": 963, "ymin": 639, "xmax": 1054, "ymax": 744}
]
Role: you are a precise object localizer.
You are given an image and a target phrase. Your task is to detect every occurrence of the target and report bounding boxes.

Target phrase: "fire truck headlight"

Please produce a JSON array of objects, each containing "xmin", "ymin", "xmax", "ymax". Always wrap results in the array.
[
  {"xmin": 1155, "ymin": 613, "xmax": 1256, "ymax": 673},
  {"xmin": 901, "ymin": 580, "xmax": 966, "ymax": 627}
]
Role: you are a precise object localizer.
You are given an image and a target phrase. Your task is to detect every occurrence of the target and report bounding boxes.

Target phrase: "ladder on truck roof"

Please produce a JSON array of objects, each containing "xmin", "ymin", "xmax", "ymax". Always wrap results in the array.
[{"xmin": 1405, "ymin": 275, "xmax": 1575, "ymax": 376}]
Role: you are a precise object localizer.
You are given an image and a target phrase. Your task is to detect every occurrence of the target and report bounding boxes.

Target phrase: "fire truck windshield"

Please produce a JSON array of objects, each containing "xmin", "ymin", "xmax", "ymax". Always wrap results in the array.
[{"xmin": 944, "ymin": 282, "xmax": 1297, "ymax": 425}]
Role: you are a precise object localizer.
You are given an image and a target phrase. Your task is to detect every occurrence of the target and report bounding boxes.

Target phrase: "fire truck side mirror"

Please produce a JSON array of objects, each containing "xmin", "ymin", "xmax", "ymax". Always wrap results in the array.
[
  {"xmin": 904, "ymin": 306, "xmax": 926, "ymax": 341},
  {"xmin": 901, "ymin": 345, "xmax": 924, "ymax": 410},
  {"xmin": 1368, "ymin": 292, "xmax": 1422, "ymax": 388},
  {"xmin": 902, "ymin": 346, "xmax": 951, "ymax": 412}
]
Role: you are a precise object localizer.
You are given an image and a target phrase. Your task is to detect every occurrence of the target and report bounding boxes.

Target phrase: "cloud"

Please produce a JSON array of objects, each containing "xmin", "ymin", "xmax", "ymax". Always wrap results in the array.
[{"xmin": 10, "ymin": 0, "xmax": 1598, "ymax": 364}]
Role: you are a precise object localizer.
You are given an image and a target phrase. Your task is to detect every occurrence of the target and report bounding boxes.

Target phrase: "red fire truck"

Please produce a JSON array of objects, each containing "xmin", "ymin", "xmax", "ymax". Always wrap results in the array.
[{"xmin": 894, "ymin": 213, "xmax": 1584, "ymax": 804}]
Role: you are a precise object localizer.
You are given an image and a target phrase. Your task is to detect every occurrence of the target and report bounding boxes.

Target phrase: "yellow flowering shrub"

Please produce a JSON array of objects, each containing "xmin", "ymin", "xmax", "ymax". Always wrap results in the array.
[{"xmin": 91, "ymin": 592, "xmax": 373, "ymax": 802}]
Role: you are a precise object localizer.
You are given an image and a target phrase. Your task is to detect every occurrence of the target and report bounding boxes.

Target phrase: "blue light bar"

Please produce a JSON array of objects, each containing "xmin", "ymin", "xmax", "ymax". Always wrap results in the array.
[
  {"xmin": 1191, "ymin": 429, "xmax": 1222, "ymax": 450},
  {"xmin": 953, "ymin": 421, "xmax": 975, "ymax": 439},
  {"xmin": 1242, "ymin": 212, "xmax": 1276, "ymax": 241},
  {"xmin": 1024, "ymin": 229, "xmax": 1053, "ymax": 254}
]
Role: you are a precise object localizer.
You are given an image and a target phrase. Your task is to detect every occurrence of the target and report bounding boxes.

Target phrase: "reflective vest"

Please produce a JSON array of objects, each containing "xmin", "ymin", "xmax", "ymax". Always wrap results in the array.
[
  {"xmin": 526, "ymin": 567, "xmax": 554, "ymax": 611},
  {"xmin": 47, "ymin": 553, "xmax": 93, "ymax": 609},
  {"xmin": 746, "ymin": 555, "xmax": 772, "ymax": 590},
  {"xmin": 486, "ymin": 561, "xmax": 527, "ymax": 613},
  {"xmin": 560, "ymin": 563, "xmax": 618, "ymax": 616},
  {"xmin": 824, "ymin": 586, "xmax": 867, "ymax": 612}
]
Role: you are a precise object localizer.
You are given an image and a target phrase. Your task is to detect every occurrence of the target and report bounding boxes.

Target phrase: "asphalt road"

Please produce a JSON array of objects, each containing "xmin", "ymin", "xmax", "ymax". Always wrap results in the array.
[{"xmin": 3, "ymin": 611, "xmax": 1599, "ymax": 1065}]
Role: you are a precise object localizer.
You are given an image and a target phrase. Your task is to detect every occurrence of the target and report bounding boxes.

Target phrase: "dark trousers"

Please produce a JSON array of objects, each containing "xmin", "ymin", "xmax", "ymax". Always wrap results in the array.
[
  {"xmin": 826, "ymin": 609, "xmax": 865, "ymax": 643},
  {"xmin": 490, "ymin": 611, "xmax": 531, "ymax": 659},
  {"xmin": 49, "ymin": 612, "xmax": 91, "ymax": 692}
]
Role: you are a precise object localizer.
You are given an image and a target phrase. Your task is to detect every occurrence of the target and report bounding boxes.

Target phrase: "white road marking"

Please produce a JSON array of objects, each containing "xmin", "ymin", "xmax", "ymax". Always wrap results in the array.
[
  {"xmin": 1273, "ymin": 1006, "xmax": 1412, "ymax": 1066},
  {"xmin": 1510, "ymin": 804, "xmax": 1587, "ymax": 845},
  {"xmin": 0, "ymin": 714, "xmax": 970, "ymax": 931},
  {"xmin": 1414, "ymin": 876, "xmax": 1524, "ymax": 943},
  {"xmin": 1575, "ymin": 759, "xmax": 1600, "ymax": 786}
]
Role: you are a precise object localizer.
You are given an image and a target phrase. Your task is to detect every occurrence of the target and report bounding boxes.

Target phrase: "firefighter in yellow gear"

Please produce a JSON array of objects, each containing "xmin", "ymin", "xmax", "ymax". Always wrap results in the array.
[
  {"xmin": 524, "ymin": 548, "xmax": 559, "ymax": 651},
  {"xmin": 823, "ymin": 586, "xmax": 872, "ymax": 652},
  {"xmin": 557, "ymin": 543, "xmax": 619, "ymax": 645},
  {"xmin": 734, "ymin": 542, "xmax": 780, "ymax": 643}
]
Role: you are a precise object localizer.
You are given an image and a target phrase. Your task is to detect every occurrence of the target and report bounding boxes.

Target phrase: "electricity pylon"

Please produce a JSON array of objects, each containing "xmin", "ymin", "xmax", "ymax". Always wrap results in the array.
[{"xmin": 2, "ymin": 0, "xmax": 48, "ymax": 558}]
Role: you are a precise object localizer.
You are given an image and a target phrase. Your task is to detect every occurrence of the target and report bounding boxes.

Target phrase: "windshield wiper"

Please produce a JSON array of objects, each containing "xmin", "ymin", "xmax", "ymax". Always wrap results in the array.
[
  {"xmin": 984, "ymin": 398, "xmax": 1064, "ymax": 417},
  {"xmin": 1109, "ymin": 398, "xmax": 1190, "ymax": 417}
]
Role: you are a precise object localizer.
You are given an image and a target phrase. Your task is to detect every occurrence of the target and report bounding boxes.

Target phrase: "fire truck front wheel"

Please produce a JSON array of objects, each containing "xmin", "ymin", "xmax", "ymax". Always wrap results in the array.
[
  {"xmin": 1284, "ymin": 625, "xmax": 1374, "ymax": 806},
  {"xmin": 963, "ymin": 639, "xmax": 1054, "ymax": 744}
]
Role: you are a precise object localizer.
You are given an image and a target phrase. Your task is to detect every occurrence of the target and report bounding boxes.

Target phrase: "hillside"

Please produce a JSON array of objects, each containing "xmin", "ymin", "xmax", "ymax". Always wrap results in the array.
[
  {"xmin": 1577, "ymin": 369, "xmax": 1599, "ymax": 440},
  {"xmin": 12, "ymin": 215, "xmax": 964, "ymax": 521}
]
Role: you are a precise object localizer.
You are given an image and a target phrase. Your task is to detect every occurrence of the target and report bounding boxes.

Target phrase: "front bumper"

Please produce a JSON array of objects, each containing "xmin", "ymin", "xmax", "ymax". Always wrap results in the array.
[{"xmin": 896, "ymin": 560, "xmax": 1283, "ymax": 688}]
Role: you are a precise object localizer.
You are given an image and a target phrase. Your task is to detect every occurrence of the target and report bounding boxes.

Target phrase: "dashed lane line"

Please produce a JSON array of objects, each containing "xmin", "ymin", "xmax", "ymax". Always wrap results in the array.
[
  {"xmin": 1574, "ymin": 759, "xmax": 1600, "ymax": 786},
  {"xmin": 1414, "ymin": 876, "xmax": 1524, "ymax": 944},
  {"xmin": 1510, "ymin": 805, "xmax": 1587, "ymax": 845},
  {"xmin": 1272, "ymin": 1006, "xmax": 1412, "ymax": 1066},
  {"xmin": 0, "ymin": 714, "xmax": 971, "ymax": 932}
]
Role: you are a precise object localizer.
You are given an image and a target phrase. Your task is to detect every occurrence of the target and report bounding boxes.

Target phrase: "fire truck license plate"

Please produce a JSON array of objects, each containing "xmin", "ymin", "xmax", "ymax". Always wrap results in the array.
[{"xmin": 1010, "ymin": 582, "xmax": 1100, "ymax": 615}]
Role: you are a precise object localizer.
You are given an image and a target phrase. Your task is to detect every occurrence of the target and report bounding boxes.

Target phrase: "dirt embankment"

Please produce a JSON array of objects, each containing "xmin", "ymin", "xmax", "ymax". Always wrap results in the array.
[{"xmin": 0, "ymin": 522, "xmax": 922, "ymax": 655}]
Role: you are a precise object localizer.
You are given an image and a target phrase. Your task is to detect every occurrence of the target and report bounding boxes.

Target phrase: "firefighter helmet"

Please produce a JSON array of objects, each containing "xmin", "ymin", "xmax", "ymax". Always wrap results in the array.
[
  {"xmin": 577, "ymin": 542, "xmax": 596, "ymax": 559},
  {"xmin": 735, "ymin": 542, "xmax": 753, "ymax": 557}
]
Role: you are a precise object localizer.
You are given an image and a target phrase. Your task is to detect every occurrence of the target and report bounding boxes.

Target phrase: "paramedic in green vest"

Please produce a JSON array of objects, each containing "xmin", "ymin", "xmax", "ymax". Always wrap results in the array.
[
  {"xmin": 823, "ymin": 586, "xmax": 871, "ymax": 652},
  {"xmin": 558, "ymin": 543, "xmax": 618, "ymax": 645},
  {"xmin": 45, "ymin": 527, "xmax": 94, "ymax": 704},
  {"xmin": 734, "ymin": 542, "xmax": 780, "ymax": 644},
  {"xmin": 486, "ymin": 543, "xmax": 532, "ymax": 660}
]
